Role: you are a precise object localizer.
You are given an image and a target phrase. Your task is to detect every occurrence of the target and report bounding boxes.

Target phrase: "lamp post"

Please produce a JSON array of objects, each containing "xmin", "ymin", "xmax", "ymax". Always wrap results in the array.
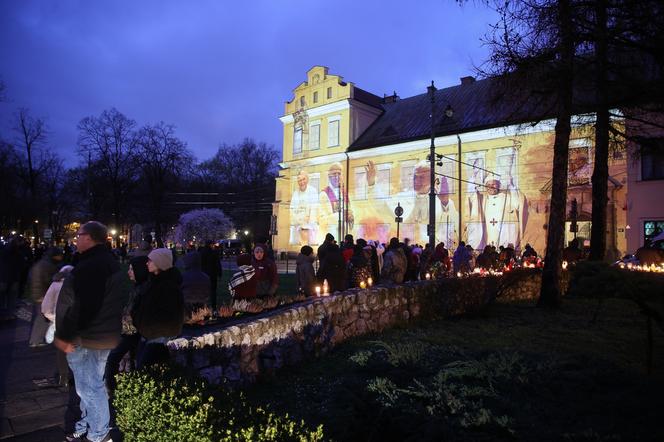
[{"xmin": 427, "ymin": 81, "xmax": 437, "ymax": 251}]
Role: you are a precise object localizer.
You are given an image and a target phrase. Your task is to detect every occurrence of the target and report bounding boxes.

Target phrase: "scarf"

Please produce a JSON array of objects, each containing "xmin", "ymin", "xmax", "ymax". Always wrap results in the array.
[{"xmin": 229, "ymin": 265, "xmax": 255, "ymax": 297}]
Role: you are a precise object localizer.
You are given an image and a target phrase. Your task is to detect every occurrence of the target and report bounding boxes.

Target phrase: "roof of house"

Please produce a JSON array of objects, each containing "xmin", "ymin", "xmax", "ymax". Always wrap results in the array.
[{"xmin": 349, "ymin": 75, "xmax": 560, "ymax": 151}]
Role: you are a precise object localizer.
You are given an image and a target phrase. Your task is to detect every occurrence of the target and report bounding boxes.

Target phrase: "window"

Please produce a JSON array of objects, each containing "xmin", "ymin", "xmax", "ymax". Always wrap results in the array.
[
  {"xmin": 644, "ymin": 220, "xmax": 664, "ymax": 245},
  {"xmin": 300, "ymin": 96, "xmax": 305, "ymax": 107},
  {"xmin": 313, "ymin": 91, "xmax": 319, "ymax": 104},
  {"xmin": 375, "ymin": 163, "xmax": 391, "ymax": 198},
  {"xmin": 354, "ymin": 167, "xmax": 367, "ymax": 200},
  {"xmin": 293, "ymin": 127, "xmax": 302, "ymax": 154},
  {"xmin": 328, "ymin": 119, "xmax": 339, "ymax": 147},
  {"xmin": 495, "ymin": 147, "xmax": 518, "ymax": 189},
  {"xmin": 400, "ymin": 160, "xmax": 416, "ymax": 192},
  {"xmin": 327, "ymin": 87, "xmax": 332, "ymax": 99},
  {"xmin": 569, "ymin": 139, "xmax": 591, "ymax": 186},
  {"xmin": 463, "ymin": 152, "xmax": 486, "ymax": 193},
  {"xmin": 436, "ymin": 154, "xmax": 456, "ymax": 194},
  {"xmin": 640, "ymin": 138, "xmax": 664, "ymax": 180},
  {"xmin": 309, "ymin": 123, "xmax": 320, "ymax": 150}
]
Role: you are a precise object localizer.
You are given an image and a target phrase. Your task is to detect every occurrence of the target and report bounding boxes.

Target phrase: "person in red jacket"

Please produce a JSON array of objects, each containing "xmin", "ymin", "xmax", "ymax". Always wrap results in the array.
[{"xmin": 252, "ymin": 244, "xmax": 278, "ymax": 298}]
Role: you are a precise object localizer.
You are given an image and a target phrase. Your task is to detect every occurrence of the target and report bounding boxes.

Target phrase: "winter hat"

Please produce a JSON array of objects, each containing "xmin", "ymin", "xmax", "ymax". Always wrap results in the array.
[{"xmin": 148, "ymin": 248, "xmax": 173, "ymax": 271}]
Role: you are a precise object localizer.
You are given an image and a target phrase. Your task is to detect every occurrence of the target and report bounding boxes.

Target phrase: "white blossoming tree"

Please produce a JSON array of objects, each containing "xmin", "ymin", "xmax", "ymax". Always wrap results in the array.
[{"xmin": 174, "ymin": 208, "xmax": 234, "ymax": 246}]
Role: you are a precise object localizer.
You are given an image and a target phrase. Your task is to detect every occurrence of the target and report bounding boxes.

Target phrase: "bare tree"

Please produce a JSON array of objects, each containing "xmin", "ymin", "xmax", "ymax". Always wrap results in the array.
[
  {"xmin": 136, "ymin": 122, "xmax": 194, "ymax": 245},
  {"xmin": 14, "ymin": 108, "xmax": 47, "ymax": 200},
  {"xmin": 77, "ymin": 108, "xmax": 139, "ymax": 229}
]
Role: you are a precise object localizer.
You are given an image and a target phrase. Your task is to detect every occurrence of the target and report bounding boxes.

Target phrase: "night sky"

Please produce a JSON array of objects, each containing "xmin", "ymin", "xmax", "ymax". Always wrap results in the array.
[{"xmin": 0, "ymin": 0, "xmax": 498, "ymax": 164}]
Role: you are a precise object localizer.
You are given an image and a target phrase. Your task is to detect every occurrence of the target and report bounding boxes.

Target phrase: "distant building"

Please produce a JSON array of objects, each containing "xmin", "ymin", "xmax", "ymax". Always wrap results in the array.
[{"xmin": 271, "ymin": 66, "xmax": 663, "ymax": 256}]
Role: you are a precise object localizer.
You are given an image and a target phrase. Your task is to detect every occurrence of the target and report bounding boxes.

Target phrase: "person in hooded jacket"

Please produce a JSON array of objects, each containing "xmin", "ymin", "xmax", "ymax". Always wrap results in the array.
[
  {"xmin": 104, "ymin": 256, "xmax": 149, "ymax": 393},
  {"xmin": 380, "ymin": 238, "xmax": 407, "ymax": 284},
  {"xmin": 180, "ymin": 251, "xmax": 211, "ymax": 314},
  {"xmin": 348, "ymin": 244, "xmax": 373, "ymax": 288},
  {"xmin": 316, "ymin": 243, "xmax": 347, "ymax": 293},
  {"xmin": 131, "ymin": 248, "xmax": 184, "ymax": 369},
  {"xmin": 295, "ymin": 246, "xmax": 316, "ymax": 296},
  {"xmin": 252, "ymin": 244, "xmax": 278, "ymax": 298}
]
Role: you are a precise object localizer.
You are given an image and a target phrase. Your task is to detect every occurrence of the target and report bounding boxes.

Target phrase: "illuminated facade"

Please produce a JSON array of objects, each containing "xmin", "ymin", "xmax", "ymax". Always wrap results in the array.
[{"xmin": 272, "ymin": 66, "xmax": 636, "ymax": 256}]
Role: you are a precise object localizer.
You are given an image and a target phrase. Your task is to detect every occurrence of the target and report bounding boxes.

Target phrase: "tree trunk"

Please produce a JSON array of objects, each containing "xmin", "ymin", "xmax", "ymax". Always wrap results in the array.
[
  {"xmin": 589, "ymin": 0, "xmax": 609, "ymax": 261},
  {"xmin": 538, "ymin": 0, "xmax": 575, "ymax": 309}
]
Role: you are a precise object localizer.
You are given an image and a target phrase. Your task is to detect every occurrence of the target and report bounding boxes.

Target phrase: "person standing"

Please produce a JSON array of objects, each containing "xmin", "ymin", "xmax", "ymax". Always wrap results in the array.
[
  {"xmin": 28, "ymin": 247, "xmax": 64, "ymax": 347},
  {"xmin": 200, "ymin": 240, "xmax": 222, "ymax": 309},
  {"xmin": 180, "ymin": 251, "xmax": 211, "ymax": 314},
  {"xmin": 131, "ymin": 248, "xmax": 184, "ymax": 369},
  {"xmin": 54, "ymin": 221, "xmax": 128, "ymax": 442},
  {"xmin": 252, "ymin": 244, "xmax": 278, "ymax": 298},
  {"xmin": 295, "ymin": 246, "xmax": 316, "ymax": 296}
]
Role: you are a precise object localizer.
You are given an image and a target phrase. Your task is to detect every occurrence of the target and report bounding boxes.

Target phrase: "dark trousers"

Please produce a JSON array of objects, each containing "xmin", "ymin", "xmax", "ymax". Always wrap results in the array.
[
  {"xmin": 209, "ymin": 276, "xmax": 218, "ymax": 309},
  {"xmin": 105, "ymin": 334, "xmax": 140, "ymax": 392},
  {"xmin": 136, "ymin": 339, "xmax": 170, "ymax": 370}
]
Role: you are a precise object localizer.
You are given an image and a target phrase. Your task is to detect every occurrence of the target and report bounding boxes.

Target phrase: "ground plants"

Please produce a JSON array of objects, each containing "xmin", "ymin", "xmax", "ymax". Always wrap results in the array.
[{"xmin": 114, "ymin": 364, "xmax": 323, "ymax": 442}]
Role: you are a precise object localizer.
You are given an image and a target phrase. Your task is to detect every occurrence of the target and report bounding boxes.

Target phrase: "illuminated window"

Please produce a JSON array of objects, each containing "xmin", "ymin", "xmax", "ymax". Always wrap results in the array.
[
  {"xmin": 400, "ymin": 160, "xmax": 416, "ymax": 192},
  {"xmin": 327, "ymin": 87, "xmax": 332, "ymax": 99},
  {"xmin": 463, "ymin": 152, "xmax": 486, "ymax": 193},
  {"xmin": 436, "ymin": 154, "xmax": 456, "ymax": 194},
  {"xmin": 328, "ymin": 119, "xmax": 339, "ymax": 147},
  {"xmin": 354, "ymin": 167, "xmax": 367, "ymax": 200},
  {"xmin": 568, "ymin": 139, "xmax": 591, "ymax": 186},
  {"xmin": 313, "ymin": 91, "xmax": 319, "ymax": 104},
  {"xmin": 293, "ymin": 127, "xmax": 302, "ymax": 154},
  {"xmin": 375, "ymin": 163, "xmax": 391, "ymax": 198},
  {"xmin": 309, "ymin": 123, "xmax": 320, "ymax": 150},
  {"xmin": 495, "ymin": 148, "xmax": 518, "ymax": 189},
  {"xmin": 644, "ymin": 220, "xmax": 664, "ymax": 245}
]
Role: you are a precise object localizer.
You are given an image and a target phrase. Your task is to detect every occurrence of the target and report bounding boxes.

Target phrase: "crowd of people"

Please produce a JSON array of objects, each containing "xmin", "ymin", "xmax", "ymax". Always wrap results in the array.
[{"xmin": 0, "ymin": 221, "xmax": 596, "ymax": 442}]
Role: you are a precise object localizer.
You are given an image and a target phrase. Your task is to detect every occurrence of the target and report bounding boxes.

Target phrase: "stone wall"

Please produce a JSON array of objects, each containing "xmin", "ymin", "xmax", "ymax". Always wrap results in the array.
[
  {"xmin": 168, "ymin": 278, "xmax": 497, "ymax": 385},
  {"xmin": 168, "ymin": 271, "xmax": 566, "ymax": 385}
]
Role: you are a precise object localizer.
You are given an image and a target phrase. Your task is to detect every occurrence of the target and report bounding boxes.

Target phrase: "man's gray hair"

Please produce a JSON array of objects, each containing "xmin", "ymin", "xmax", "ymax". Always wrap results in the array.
[{"xmin": 81, "ymin": 221, "xmax": 108, "ymax": 244}]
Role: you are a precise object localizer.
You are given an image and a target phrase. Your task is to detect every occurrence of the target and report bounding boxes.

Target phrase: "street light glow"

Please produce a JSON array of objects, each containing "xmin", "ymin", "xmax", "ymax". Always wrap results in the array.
[{"xmin": 244, "ymin": 230, "xmax": 249, "ymax": 235}]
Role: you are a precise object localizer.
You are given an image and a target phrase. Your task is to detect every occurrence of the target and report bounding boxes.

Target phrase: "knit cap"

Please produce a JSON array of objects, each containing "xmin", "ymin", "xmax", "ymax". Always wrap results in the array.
[{"xmin": 148, "ymin": 248, "xmax": 173, "ymax": 271}]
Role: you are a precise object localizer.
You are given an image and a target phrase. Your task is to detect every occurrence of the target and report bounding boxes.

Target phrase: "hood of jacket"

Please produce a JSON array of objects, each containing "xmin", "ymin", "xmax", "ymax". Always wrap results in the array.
[{"xmin": 296, "ymin": 253, "xmax": 315, "ymax": 265}]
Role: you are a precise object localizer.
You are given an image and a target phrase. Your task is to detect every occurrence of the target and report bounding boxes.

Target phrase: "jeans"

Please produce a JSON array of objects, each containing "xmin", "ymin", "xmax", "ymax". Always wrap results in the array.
[{"xmin": 67, "ymin": 346, "xmax": 111, "ymax": 442}]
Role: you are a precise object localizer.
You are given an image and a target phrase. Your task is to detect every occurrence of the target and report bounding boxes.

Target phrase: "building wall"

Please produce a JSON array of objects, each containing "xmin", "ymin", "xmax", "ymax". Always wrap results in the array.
[
  {"xmin": 625, "ymin": 110, "xmax": 664, "ymax": 252},
  {"xmin": 274, "ymin": 68, "xmax": 630, "ymax": 257}
]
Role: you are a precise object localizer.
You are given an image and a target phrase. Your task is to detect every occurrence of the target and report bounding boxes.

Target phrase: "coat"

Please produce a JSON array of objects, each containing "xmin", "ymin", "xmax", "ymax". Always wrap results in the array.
[
  {"xmin": 317, "ymin": 245, "xmax": 347, "ymax": 293},
  {"xmin": 295, "ymin": 253, "xmax": 316, "ymax": 296},
  {"xmin": 381, "ymin": 248, "xmax": 407, "ymax": 284},
  {"xmin": 132, "ymin": 267, "xmax": 184, "ymax": 340},
  {"xmin": 252, "ymin": 257, "xmax": 278, "ymax": 297},
  {"xmin": 180, "ymin": 252, "xmax": 211, "ymax": 307}
]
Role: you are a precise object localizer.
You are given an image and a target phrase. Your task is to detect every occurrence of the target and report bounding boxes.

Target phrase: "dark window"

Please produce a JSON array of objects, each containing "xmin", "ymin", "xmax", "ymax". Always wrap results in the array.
[
  {"xmin": 313, "ymin": 91, "xmax": 318, "ymax": 103},
  {"xmin": 640, "ymin": 137, "xmax": 664, "ymax": 180},
  {"xmin": 327, "ymin": 87, "xmax": 332, "ymax": 99}
]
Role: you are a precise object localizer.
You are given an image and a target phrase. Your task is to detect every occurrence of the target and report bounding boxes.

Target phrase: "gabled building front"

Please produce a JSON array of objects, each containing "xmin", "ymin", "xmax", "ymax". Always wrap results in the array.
[{"xmin": 272, "ymin": 66, "xmax": 662, "ymax": 257}]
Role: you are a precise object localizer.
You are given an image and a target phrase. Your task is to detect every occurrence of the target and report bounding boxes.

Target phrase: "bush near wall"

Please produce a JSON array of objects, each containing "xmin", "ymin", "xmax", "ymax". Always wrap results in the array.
[{"xmin": 114, "ymin": 364, "xmax": 324, "ymax": 442}]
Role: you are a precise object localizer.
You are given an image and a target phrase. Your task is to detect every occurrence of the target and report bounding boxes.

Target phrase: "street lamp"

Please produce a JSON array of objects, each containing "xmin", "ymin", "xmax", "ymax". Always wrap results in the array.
[{"xmin": 427, "ymin": 81, "xmax": 437, "ymax": 251}]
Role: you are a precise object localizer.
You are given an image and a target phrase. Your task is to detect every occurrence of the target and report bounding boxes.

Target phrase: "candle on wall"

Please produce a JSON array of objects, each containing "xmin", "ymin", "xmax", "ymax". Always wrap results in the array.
[{"xmin": 315, "ymin": 286, "xmax": 321, "ymax": 297}]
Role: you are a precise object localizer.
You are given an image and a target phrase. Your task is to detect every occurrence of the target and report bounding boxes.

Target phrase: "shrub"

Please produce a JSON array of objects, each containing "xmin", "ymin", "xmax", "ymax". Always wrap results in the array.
[{"xmin": 114, "ymin": 364, "xmax": 324, "ymax": 442}]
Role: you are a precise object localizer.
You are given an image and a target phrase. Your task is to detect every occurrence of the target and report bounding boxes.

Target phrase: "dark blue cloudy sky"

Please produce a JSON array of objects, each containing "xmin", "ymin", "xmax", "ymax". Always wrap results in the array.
[{"xmin": 0, "ymin": 0, "xmax": 498, "ymax": 163}]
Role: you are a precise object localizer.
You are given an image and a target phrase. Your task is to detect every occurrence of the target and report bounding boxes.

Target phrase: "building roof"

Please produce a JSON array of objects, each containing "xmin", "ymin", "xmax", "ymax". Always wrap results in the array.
[{"xmin": 349, "ymin": 75, "xmax": 560, "ymax": 151}]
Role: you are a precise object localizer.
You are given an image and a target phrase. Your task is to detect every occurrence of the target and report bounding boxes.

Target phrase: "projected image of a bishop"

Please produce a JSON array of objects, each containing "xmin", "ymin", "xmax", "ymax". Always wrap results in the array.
[{"xmin": 466, "ymin": 176, "xmax": 527, "ymax": 250}]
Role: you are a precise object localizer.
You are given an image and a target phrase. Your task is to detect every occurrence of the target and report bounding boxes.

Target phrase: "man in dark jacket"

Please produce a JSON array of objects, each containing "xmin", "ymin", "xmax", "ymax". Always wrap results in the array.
[
  {"xmin": 200, "ymin": 240, "xmax": 222, "ymax": 309},
  {"xmin": 55, "ymin": 221, "xmax": 127, "ymax": 442}
]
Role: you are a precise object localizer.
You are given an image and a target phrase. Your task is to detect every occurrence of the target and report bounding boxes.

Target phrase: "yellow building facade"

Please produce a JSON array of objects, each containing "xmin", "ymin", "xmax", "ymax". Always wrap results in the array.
[{"xmin": 273, "ymin": 66, "xmax": 628, "ymax": 257}]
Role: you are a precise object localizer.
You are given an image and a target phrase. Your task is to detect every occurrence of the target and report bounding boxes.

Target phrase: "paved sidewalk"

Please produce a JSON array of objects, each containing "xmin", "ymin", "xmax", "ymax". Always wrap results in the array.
[{"xmin": 0, "ymin": 301, "xmax": 72, "ymax": 441}]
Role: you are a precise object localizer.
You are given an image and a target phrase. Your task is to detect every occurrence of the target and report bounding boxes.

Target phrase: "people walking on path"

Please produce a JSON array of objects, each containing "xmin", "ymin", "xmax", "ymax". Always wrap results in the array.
[{"xmin": 54, "ymin": 221, "xmax": 128, "ymax": 442}]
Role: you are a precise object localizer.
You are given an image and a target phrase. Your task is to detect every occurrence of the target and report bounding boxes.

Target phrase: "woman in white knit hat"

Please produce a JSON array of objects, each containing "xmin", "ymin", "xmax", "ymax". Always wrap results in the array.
[{"xmin": 131, "ymin": 248, "xmax": 184, "ymax": 368}]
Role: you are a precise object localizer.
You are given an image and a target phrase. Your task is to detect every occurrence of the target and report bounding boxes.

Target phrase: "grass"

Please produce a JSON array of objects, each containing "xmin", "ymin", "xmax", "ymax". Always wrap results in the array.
[{"xmin": 243, "ymin": 296, "xmax": 664, "ymax": 441}]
